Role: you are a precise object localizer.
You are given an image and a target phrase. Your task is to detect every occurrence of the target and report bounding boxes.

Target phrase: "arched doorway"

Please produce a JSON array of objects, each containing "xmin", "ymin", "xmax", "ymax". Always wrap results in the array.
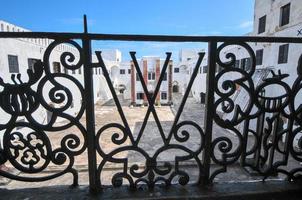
[
  {"xmin": 118, "ymin": 84, "xmax": 126, "ymax": 93},
  {"xmin": 172, "ymin": 81, "xmax": 179, "ymax": 93},
  {"xmin": 173, "ymin": 85, "xmax": 179, "ymax": 93}
]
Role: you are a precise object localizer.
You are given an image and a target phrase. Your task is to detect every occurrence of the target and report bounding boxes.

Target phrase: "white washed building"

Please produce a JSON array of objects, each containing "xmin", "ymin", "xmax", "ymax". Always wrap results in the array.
[
  {"xmin": 218, "ymin": 0, "xmax": 302, "ymax": 148},
  {"xmin": 129, "ymin": 56, "xmax": 173, "ymax": 105},
  {"xmin": 220, "ymin": 0, "xmax": 302, "ymax": 110},
  {"xmin": 0, "ymin": 20, "xmax": 115, "ymax": 136},
  {"xmin": 173, "ymin": 49, "xmax": 207, "ymax": 103}
]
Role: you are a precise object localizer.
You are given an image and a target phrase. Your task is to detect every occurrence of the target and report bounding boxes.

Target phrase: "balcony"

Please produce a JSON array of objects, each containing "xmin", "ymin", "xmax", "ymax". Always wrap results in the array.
[{"xmin": 0, "ymin": 18, "xmax": 302, "ymax": 199}]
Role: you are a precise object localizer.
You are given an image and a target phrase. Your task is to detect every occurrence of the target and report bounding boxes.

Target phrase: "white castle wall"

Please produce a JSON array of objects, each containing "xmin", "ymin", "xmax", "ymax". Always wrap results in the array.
[{"xmin": 0, "ymin": 20, "xmax": 114, "ymax": 143}]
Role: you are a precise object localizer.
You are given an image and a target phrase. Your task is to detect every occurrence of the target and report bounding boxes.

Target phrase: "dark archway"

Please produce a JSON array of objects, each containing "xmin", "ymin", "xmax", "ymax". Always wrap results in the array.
[
  {"xmin": 173, "ymin": 85, "xmax": 179, "ymax": 93},
  {"xmin": 118, "ymin": 84, "xmax": 126, "ymax": 93}
]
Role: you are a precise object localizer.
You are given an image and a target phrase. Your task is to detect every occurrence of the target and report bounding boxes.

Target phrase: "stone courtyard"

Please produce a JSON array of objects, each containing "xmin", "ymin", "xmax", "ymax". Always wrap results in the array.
[{"xmin": 1, "ymin": 93, "xmax": 297, "ymax": 189}]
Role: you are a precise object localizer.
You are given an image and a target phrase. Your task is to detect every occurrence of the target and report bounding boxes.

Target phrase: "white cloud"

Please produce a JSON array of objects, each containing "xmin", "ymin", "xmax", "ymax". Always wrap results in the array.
[{"xmin": 239, "ymin": 20, "xmax": 253, "ymax": 29}]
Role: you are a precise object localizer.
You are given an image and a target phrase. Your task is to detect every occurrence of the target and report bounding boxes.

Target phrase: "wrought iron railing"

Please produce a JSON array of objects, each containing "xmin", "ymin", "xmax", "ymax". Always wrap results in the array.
[{"xmin": 0, "ymin": 17, "xmax": 302, "ymax": 193}]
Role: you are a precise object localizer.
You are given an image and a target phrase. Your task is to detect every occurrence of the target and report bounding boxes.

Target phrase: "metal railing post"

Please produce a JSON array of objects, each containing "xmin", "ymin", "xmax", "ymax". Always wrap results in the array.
[
  {"xmin": 82, "ymin": 15, "xmax": 98, "ymax": 193},
  {"xmin": 201, "ymin": 41, "xmax": 217, "ymax": 185}
]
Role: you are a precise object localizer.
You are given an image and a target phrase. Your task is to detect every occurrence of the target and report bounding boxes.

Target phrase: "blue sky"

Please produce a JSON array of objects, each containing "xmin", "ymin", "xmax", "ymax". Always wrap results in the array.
[{"xmin": 0, "ymin": 0, "xmax": 255, "ymax": 60}]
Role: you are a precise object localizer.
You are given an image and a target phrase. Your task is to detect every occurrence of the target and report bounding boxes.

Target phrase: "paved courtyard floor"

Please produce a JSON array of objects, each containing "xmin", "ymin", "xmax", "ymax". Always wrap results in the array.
[{"xmin": 1, "ymin": 93, "xmax": 300, "ymax": 189}]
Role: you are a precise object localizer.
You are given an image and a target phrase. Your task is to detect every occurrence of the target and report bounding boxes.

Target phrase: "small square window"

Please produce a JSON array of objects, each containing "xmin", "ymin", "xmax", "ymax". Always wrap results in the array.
[
  {"xmin": 53, "ymin": 62, "xmax": 61, "ymax": 73},
  {"xmin": 120, "ymin": 69, "xmax": 125, "ymax": 74},
  {"xmin": 203, "ymin": 66, "xmax": 208, "ymax": 74},
  {"xmin": 235, "ymin": 60, "xmax": 240, "ymax": 68},
  {"xmin": 256, "ymin": 49, "xmax": 264, "ymax": 66},
  {"xmin": 240, "ymin": 59, "xmax": 246, "ymax": 70},
  {"xmin": 278, "ymin": 44, "xmax": 289, "ymax": 64},
  {"xmin": 245, "ymin": 58, "xmax": 252, "ymax": 71},
  {"xmin": 148, "ymin": 72, "xmax": 155, "ymax": 80},
  {"xmin": 174, "ymin": 68, "xmax": 179, "ymax": 73},
  {"xmin": 163, "ymin": 73, "xmax": 167, "ymax": 81},
  {"xmin": 240, "ymin": 58, "xmax": 252, "ymax": 71},
  {"xmin": 128, "ymin": 69, "xmax": 131, "ymax": 74},
  {"xmin": 280, "ymin": 3, "xmax": 290, "ymax": 26},
  {"xmin": 8, "ymin": 55, "xmax": 19, "ymax": 73},
  {"xmin": 28, "ymin": 58, "xmax": 39, "ymax": 72},
  {"xmin": 161, "ymin": 92, "xmax": 167, "ymax": 100},
  {"xmin": 137, "ymin": 93, "xmax": 144, "ymax": 100},
  {"xmin": 258, "ymin": 15, "xmax": 266, "ymax": 34}
]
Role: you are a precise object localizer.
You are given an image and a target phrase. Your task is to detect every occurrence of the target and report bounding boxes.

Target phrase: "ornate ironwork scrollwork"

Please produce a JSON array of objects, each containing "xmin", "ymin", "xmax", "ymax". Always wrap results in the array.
[
  {"xmin": 0, "ymin": 39, "xmax": 86, "ymax": 185},
  {"xmin": 0, "ymin": 32, "xmax": 301, "ymax": 191},
  {"xmin": 95, "ymin": 51, "xmax": 205, "ymax": 189},
  {"xmin": 211, "ymin": 42, "xmax": 302, "ymax": 182}
]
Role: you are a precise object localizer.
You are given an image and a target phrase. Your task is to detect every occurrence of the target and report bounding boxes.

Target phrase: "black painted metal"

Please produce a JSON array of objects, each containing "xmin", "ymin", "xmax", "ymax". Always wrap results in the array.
[
  {"xmin": 202, "ymin": 41, "xmax": 217, "ymax": 185},
  {"xmin": 0, "ymin": 16, "xmax": 302, "ymax": 193},
  {"xmin": 82, "ymin": 15, "xmax": 98, "ymax": 193},
  {"xmin": 130, "ymin": 51, "xmax": 170, "ymax": 146}
]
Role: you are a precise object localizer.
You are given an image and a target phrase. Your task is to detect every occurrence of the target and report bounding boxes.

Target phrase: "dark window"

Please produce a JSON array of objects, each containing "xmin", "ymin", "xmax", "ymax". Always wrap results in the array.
[
  {"xmin": 64, "ymin": 68, "xmax": 69, "ymax": 74},
  {"xmin": 174, "ymin": 68, "xmax": 179, "ymax": 73},
  {"xmin": 278, "ymin": 44, "xmax": 289, "ymax": 64},
  {"xmin": 99, "ymin": 68, "xmax": 101, "ymax": 74},
  {"xmin": 95, "ymin": 68, "xmax": 98, "ymax": 75},
  {"xmin": 240, "ymin": 58, "xmax": 252, "ymax": 71},
  {"xmin": 120, "ymin": 69, "xmax": 125, "ymax": 74},
  {"xmin": 258, "ymin": 15, "xmax": 266, "ymax": 34},
  {"xmin": 280, "ymin": 3, "xmax": 290, "ymax": 26},
  {"xmin": 245, "ymin": 58, "xmax": 252, "ymax": 71},
  {"xmin": 128, "ymin": 69, "xmax": 131, "ymax": 74},
  {"xmin": 203, "ymin": 65, "xmax": 208, "ymax": 73},
  {"xmin": 161, "ymin": 92, "xmax": 167, "ymax": 100},
  {"xmin": 136, "ymin": 73, "xmax": 140, "ymax": 81},
  {"xmin": 137, "ymin": 93, "xmax": 144, "ymax": 100},
  {"xmin": 163, "ymin": 72, "xmax": 167, "ymax": 81},
  {"xmin": 235, "ymin": 60, "xmax": 240, "ymax": 68},
  {"xmin": 28, "ymin": 58, "xmax": 39, "ymax": 72},
  {"xmin": 78, "ymin": 67, "xmax": 82, "ymax": 75},
  {"xmin": 8, "ymin": 55, "xmax": 19, "ymax": 73},
  {"xmin": 256, "ymin": 49, "xmax": 264, "ymax": 65},
  {"xmin": 148, "ymin": 72, "xmax": 155, "ymax": 80},
  {"xmin": 240, "ymin": 58, "xmax": 246, "ymax": 70},
  {"xmin": 53, "ymin": 62, "xmax": 61, "ymax": 73},
  {"xmin": 72, "ymin": 70, "xmax": 76, "ymax": 74}
]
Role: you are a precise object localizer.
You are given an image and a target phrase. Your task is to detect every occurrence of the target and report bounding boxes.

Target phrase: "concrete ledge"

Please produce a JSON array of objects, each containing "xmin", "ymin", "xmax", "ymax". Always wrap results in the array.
[{"xmin": 1, "ymin": 180, "xmax": 302, "ymax": 200}]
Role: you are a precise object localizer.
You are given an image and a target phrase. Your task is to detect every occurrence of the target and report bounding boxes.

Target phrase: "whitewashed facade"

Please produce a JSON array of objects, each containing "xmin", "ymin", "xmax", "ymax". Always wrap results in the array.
[
  {"xmin": 173, "ymin": 49, "xmax": 207, "ymax": 103},
  {"xmin": 129, "ymin": 56, "xmax": 173, "ymax": 105},
  {"xmin": 0, "ymin": 20, "xmax": 117, "ymax": 140}
]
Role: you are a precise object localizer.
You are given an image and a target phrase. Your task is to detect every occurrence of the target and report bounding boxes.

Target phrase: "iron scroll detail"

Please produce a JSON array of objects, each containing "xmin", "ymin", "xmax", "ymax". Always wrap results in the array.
[
  {"xmin": 95, "ymin": 51, "xmax": 206, "ymax": 188},
  {"xmin": 210, "ymin": 42, "xmax": 302, "ymax": 182},
  {"xmin": 0, "ymin": 40, "xmax": 86, "ymax": 185}
]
